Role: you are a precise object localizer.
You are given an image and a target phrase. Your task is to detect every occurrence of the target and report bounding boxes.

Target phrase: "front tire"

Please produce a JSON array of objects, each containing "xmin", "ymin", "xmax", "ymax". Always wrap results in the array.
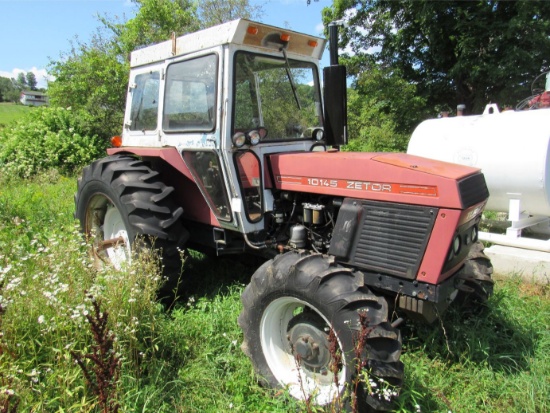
[
  {"xmin": 238, "ymin": 252, "xmax": 403, "ymax": 410},
  {"xmin": 454, "ymin": 241, "xmax": 494, "ymax": 310},
  {"xmin": 75, "ymin": 154, "xmax": 188, "ymax": 278}
]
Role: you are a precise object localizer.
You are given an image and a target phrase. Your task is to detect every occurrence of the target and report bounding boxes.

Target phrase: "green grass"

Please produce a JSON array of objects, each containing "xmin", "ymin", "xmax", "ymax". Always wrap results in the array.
[
  {"xmin": 0, "ymin": 173, "xmax": 548, "ymax": 412},
  {"xmin": 0, "ymin": 102, "xmax": 33, "ymax": 128}
]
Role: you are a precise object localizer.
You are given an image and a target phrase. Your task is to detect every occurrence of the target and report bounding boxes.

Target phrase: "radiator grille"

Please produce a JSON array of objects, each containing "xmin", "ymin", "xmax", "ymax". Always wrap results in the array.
[
  {"xmin": 351, "ymin": 201, "xmax": 437, "ymax": 279},
  {"xmin": 458, "ymin": 173, "xmax": 489, "ymax": 208}
]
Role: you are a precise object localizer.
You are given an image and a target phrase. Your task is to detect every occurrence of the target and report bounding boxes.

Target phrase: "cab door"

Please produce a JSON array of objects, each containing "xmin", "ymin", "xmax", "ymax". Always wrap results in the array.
[{"xmin": 162, "ymin": 51, "xmax": 234, "ymax": 226}]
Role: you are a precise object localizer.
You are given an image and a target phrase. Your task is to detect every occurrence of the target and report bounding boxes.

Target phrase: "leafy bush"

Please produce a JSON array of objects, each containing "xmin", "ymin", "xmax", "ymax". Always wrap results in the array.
[
  {"xmin": 0, "ymin": 106, "xmax": 108, "ymax": 177},
  {"xmin": 345, "ymin": 89, "xmax": 411, "ymax": 153}
]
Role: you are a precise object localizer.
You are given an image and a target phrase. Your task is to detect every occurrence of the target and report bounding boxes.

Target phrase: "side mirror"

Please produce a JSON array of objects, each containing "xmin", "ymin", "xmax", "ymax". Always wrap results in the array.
[{"xmin": 323, "ymin": 65, "xmax": 348, "ymax": 147}]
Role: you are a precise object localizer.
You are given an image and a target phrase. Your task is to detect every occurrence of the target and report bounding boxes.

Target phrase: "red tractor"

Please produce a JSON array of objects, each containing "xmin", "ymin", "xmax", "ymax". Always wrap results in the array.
[{"xmin": 75, "ymin": 20, "xmax": 493, "ymax": 410}]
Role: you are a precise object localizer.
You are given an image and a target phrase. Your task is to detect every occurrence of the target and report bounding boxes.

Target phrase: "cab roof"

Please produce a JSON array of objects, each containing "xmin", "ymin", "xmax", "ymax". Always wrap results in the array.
[{"xmin": 130, "ymin": 19, "xmax": 326, "ymax": 68}]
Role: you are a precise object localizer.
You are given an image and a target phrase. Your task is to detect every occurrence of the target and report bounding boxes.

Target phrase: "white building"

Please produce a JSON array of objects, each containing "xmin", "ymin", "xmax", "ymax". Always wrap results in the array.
[{"xmin": 20, "ymin": 90, "xmax": 48, "ymax": 106}]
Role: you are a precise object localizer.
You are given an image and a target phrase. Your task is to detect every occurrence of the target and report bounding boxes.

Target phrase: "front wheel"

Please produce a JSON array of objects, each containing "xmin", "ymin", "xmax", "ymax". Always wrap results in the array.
[
  {"xmin": 238, "ymin": 252, "xmax": 403, "ymax": 410},
  {"xmin": 454, "ymin": 241, "xmax": 494, "ymax": 310},
  {"xmin": 75, "ymin": 154, "xmax": 188, "ymax": 278}
]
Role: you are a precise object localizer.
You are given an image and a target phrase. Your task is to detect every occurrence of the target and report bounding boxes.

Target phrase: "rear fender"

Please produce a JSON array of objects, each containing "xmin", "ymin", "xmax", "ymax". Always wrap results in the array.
[{"xmin": 107, "ymin": 147, "xmax": 220, "ymax": 226}]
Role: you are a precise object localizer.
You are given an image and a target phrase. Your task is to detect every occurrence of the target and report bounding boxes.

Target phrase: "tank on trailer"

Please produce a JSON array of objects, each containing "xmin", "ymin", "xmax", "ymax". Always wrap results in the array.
[{"xmin": 408, "ymin": 106, "xmax": 550, "ymax": 217}]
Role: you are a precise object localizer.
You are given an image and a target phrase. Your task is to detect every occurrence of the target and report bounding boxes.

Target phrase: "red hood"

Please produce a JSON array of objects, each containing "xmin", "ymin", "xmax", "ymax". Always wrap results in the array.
[{"xmin": 266, "ymin": 151, "xmax": 483, "ymax": 208}]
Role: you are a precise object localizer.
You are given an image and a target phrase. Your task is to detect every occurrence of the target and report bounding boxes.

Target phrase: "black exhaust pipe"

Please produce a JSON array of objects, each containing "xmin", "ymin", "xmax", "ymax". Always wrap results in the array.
[
  {"xmin": 323, "ymin": 21, "xmax": 348, "ymax": 147},
  {"xmin": 329, "ymin": 21, "xmax": 339, "ymax": 66}
]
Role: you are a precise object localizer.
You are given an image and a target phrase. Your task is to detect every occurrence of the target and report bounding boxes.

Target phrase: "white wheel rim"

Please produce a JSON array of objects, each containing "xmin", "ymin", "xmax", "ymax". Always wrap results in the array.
[
  {"xmin": 103, "ymin": 204, "xmax": 131, "ymax": 270},
  {"xmin": 260, "ymin": 297, "xmax": 346, "ymax": 405}
]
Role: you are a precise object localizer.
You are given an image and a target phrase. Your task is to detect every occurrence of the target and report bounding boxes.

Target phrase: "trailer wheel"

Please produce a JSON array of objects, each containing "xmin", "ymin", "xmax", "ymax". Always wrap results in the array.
[
  {"xmin": 75, "ymin": 154, "xmax": 188, "ymax": 279},
  {"xmin": 454, "ymin": 241, "xmax": 494, "ymax": 309},
  {"xmin": 238, "ymin": 252, "xmax": 403, "ymax": 411}
]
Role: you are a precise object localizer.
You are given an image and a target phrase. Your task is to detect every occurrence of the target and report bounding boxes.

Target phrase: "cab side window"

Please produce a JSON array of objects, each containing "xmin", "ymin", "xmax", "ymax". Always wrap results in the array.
[
  {"xmin": 163, "ymin": 55, "xmax": 217, "ymax": 132},
  {"xmin": 129, "ymin": 71, "xmax": 160, "ymax": 131}
]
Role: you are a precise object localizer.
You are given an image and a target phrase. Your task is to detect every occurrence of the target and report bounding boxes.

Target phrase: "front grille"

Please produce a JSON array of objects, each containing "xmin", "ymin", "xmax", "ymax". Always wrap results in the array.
[
  {"xmin": 458, "ymin": 173, "xmax": 489, "ymax": 208},
  {"xmin": 331, "ymin": 199, "xmax": 437, "ymax": 280}
]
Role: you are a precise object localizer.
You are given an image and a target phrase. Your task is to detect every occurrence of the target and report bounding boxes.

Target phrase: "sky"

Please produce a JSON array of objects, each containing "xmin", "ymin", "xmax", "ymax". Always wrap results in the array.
[{"xmin": 0, "ymin": 0, "xmax": 332, "ymax": 88}]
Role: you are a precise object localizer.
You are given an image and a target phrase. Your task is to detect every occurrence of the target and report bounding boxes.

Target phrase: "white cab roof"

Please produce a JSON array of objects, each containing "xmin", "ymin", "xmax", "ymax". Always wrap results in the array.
[{"xmin": 130, "ymin": 19, "xmax": 326, "ymax": 67}]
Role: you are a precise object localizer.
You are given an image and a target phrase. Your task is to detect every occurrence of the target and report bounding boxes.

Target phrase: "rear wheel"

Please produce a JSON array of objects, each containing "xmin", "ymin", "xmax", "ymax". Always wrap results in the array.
[
  {"xmin": 238, "ymin": 252, "xmax": 403, "ymax": 411},
  {"xmin": 75, "ymin": 154, "xmax": 188, "ymax": 279}
]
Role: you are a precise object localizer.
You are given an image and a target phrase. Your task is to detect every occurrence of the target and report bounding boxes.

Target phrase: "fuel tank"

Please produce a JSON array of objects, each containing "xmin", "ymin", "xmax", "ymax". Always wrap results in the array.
[{"xmin": 408, "ymin": 108, "xmax": 550, "ymax": 216}]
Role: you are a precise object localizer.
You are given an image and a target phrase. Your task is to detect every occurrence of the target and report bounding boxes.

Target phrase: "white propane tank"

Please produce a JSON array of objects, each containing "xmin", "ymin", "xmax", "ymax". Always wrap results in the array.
[{"xmin": 407, "ymin": 107, "xmax": 550, "ymax": 216}]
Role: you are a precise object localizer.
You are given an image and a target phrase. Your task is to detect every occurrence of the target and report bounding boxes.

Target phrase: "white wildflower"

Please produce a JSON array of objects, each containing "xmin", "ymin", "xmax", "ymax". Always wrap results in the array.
[
  {"xmin": 0, "ymin": 264, "xmax": 12, "ymax": 275},
  {"xmin": 5, "ymin": 277, "xmax": 22, "ymax": 291}
]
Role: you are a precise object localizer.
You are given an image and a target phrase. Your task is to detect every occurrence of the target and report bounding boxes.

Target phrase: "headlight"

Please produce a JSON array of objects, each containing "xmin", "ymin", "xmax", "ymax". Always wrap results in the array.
[
  {"xmin": 471, "ymin": 226, "xmax": 478, "ymax": 243},
  {"xmin": 248, "ymin": 130, "xmax": 261, "ymax": 145},
  {"xmin": 452, "ymin": 235, "xmax": 461, "ymax": 255},
  {"xmin": 313, "ymin": 128, "xmax": 324, "ymax": 141},
  {"xmin": 448, "ymin": 234, "xmax": 461, "ymax": 261},
  {"xmin": 232, "ymin": 132, "xmax": 246, "ymax": 148}
]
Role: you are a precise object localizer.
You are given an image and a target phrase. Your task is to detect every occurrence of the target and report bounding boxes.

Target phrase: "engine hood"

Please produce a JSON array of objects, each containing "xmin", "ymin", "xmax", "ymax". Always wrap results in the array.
[{"xmin": 266, "ymin": 151, "xmax": 487, "ymax": 209}]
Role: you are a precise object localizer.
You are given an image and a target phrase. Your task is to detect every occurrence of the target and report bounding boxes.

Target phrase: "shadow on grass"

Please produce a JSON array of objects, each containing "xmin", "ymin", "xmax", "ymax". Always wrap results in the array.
[
  {"xmin": 401, "ymin": 288, "xmax": 539, "ymax": 375},
  {"xmin": 394, "ymin": 372, "xmax": 445, "ymax": 413},
  {"xmin": 172, "ymin": 249, "xmax": 266, "ymax": 301}
]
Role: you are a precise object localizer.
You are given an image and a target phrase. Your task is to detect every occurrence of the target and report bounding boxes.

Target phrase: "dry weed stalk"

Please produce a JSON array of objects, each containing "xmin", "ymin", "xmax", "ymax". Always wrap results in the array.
[
  {"xmin": 351, "ymin": 311, "xmax": 373, "ymax": 411},
  {"xmin": 290, "ymin": 311, "xmax": 392, "ymax": 412},
  {"xmin": 292, "ymin": 351, "xmax": 315, "ymax": 413},
  {"xmin": 71, "ymin": 296, "xmax": 121, "ymax": 413},
  {"xmin": 327, "ymin": 327, "xmax": 343, "ymax": 411}
]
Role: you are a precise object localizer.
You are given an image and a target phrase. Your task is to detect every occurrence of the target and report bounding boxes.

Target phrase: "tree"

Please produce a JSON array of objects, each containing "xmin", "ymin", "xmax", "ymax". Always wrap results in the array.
[
  {"xmin": 325, "ymin": 0, "xmax": 550, "ymax": 115},
  {"xmin": 0, "ymin": 76, "xmax": 19, "ymax": 102},
  {"xmin": 47, "ymin": 45, "xmax": 128, "ymax": 138},
  {"xmin": 344, "ymin": 64, "xmax": 424, "ymax": 153},
  {"xmin": 108, "ymin": 0, "xmax": 199, "ymax": 55},
  {"xmin": 26, "ymin": 72, "xmax": 38, "ymax": 91},
  {"xmin": 197, "ymin": 0, "xmax": 262, "ymax": 28},
  {"xmin": 48, "ymin": 0, "xmax": 199, "ymax": 139},
  {"xmin": 345, "ymin": 87, "xmax": 406, "ymax": 153},
  {"xmin": 15, "ymin": 72, "xmax": 28, "ymax": 91}
]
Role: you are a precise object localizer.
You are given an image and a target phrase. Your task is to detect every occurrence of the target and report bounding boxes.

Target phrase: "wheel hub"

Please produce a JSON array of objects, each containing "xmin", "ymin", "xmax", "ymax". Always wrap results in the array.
[
  {"xmin": 288, "ymin": 313, "xmax": 331, "ymax": 371},
  {"xmin": 293, "ymin": 335, "xmax": 319, "ymax": 361},
  {"xmin": 259, "ymin": 296, "xmax": 346, "ymax": 405}
]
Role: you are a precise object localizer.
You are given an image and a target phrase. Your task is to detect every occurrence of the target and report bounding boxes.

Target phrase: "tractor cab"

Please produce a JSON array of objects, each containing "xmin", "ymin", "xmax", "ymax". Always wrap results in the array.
[{"xmin": 118, "ymin": 20, "xmax": 336, "ymax": 238}]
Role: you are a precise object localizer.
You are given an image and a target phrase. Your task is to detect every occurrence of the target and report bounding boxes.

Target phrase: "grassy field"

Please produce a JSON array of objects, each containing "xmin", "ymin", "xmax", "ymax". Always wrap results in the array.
[
  {"xmin": 0, "ymin": 102, "xmax": 33, "ymax": 128},
  {"xmin": 0, "ymin": 172, "xmax": 548, "ymax": 412}
]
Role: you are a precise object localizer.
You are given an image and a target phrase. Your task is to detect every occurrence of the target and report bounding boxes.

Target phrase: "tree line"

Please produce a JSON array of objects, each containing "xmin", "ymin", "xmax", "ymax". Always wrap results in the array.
[
  {"xmin": 5, "ymin": 0, "xmax": 550, "ymax": 151},
  {"xmin": 323, "ymin": 0, "xmax": 550, "ymax": 151},
  {"xmin": 0, "ymin": 72, "xmax": 40, "ymax": 102}
]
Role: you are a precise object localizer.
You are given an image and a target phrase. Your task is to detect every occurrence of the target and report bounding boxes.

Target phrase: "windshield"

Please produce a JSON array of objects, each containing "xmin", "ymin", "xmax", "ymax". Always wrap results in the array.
[{"xmin": 233, "ymin": 51, "xmax": 323, "ymax": 141}]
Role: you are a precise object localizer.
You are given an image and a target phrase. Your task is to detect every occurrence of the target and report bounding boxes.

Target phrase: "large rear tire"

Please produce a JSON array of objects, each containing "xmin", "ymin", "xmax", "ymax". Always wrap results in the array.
[
  {"xmin": 238, "ymin": 252, "xmax": 403, "ymax": 411},
  {"xmin": 75, "ymin": 154, "xmax": 188, "ymax": 280}
]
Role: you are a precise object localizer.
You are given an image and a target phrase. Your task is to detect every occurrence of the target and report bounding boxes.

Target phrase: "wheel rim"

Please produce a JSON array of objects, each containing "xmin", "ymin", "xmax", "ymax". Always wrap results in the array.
[
  {"xmin": 260, "ymin": 297, "xmax": 346, "ymax": 405},
  {"xmin": 86, "ymin": 194, "xmax": 131, "ymax": 270}
]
